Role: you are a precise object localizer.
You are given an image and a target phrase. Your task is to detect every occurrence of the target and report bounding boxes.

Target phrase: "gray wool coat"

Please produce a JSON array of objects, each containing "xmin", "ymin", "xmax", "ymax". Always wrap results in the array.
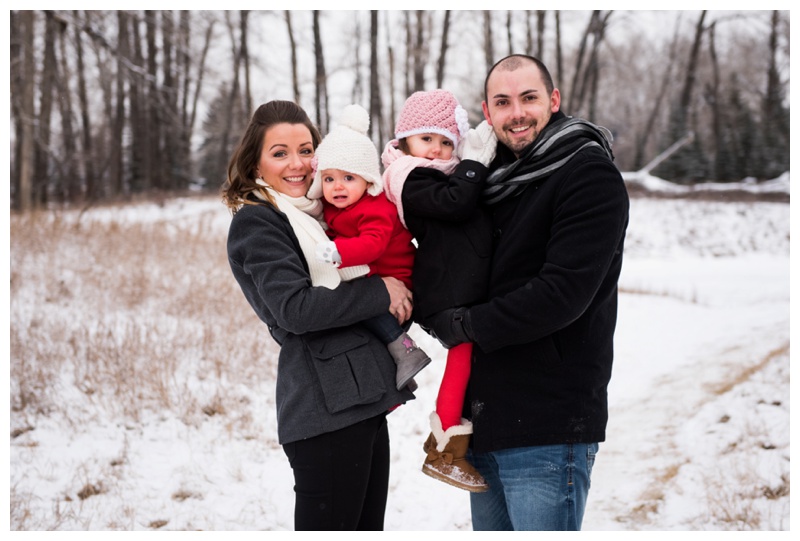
[{"xmin": 226, "ymin": 202, "xmax": 415, "ymax": 444}]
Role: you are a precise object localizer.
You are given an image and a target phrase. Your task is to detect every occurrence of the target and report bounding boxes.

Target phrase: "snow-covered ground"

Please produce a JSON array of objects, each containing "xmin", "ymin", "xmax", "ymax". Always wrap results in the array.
[{"xmin": 8, "ymin": 175, "xmax": 790, "ymax": 531}]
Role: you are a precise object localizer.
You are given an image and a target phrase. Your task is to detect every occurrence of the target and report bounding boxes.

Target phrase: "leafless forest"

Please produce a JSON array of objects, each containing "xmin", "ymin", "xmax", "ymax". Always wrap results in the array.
[{"xmin": 9, "ymin": 10, "xmax": 790, "ymax": 211}]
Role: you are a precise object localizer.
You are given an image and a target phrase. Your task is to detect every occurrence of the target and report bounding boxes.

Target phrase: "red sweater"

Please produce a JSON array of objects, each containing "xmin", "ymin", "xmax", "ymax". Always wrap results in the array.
[{"xmin": 323, "ymin": 192, "xmax": 416, "ymax": 290}]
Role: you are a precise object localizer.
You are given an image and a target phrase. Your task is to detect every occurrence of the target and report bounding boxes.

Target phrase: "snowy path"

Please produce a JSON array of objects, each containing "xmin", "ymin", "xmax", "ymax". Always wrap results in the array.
[
  {"xmin": 584, "ymin": 255, "xmax": 789, "ymax": 530},
  {"xmin": 386, "ymin": 253, "xmax": 790, "ymax": 530}
]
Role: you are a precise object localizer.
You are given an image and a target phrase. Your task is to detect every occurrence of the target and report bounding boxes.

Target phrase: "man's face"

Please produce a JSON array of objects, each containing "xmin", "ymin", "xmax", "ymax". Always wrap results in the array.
[{"xmin": 482, "ymin": 64, "xmax": 560, "ymax": 157}]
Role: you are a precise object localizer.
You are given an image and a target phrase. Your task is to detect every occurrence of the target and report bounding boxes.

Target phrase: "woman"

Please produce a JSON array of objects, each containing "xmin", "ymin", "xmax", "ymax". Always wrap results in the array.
[{"xmin": 222, "ymin": 100, "xmax": 416, "ymax": 530}]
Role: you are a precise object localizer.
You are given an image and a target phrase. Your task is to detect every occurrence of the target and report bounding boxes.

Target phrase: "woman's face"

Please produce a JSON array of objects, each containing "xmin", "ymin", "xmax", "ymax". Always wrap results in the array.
[{"xmin": 256, "ymin": 123, "xmax": 315, "ymax": 198}]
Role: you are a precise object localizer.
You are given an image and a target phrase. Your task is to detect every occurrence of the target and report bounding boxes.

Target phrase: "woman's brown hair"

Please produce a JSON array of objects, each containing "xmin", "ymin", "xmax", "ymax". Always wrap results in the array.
[{"xmin": 221, "ymin": 100, "xmax": 321, "ymax": 213}]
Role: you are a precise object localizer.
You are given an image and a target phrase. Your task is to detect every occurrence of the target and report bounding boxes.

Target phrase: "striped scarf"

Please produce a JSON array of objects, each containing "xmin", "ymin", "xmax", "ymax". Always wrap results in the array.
[{"xmin": 483, "ymin": 115, "xmax": 614, "ymax": 205}]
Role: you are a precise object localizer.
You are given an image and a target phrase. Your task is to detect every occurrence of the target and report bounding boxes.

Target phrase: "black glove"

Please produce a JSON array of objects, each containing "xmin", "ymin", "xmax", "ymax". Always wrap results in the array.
[{"xmin": 427, "ymin": 307, "xmax": 474, "ymax": 349}]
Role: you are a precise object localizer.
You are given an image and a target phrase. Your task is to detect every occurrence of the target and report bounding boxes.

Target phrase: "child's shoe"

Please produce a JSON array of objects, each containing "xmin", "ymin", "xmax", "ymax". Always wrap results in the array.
[
  {"xmin": 422, "ymin": 412, "xmax": 489, "ymax": 493},
  {"xmin": 388, "ymin": 333, "xmax": 431, "ymax": 390}
]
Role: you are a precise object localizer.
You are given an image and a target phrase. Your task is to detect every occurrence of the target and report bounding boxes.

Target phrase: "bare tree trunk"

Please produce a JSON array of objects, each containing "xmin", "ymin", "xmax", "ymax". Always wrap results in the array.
[
  {"xmin": 161, "ymin": 11, "xmax": 177, "ymax": 189},
  {"xmin": 145, "ymin": 11, "xmax": 161, "ymax": 191},
  {"xmin": 658, "ymin": 10, "xmax": 708, "ymax": 181},
  {"xmin": 74, "ymin": 10, "xmax": 95, "ymax": 203},
  {"xmin": 388, "ymin": 44, "xmax": 396, "ymax": 133},
  {"xmin": 218, "ymin": 11, "xmax": 243, "ymax": 181},
  {"xmin": 506, "ymin": 10, "xmax": 513, "ymax": 55},
  {"xmin": 18, "ymin": 10, "xmax": 36, "ymax": 212},
  {"xmin": 35, "ymin": 11, "xmax": 59, "ymax": 207},
  {"xmin": 177, "ymin": 11, "xmax": 192, "ymax": 189},
  {"xmin": 179, "ymin": 11, "xmax": 191, "ymax": 131},
  {"xmin": 189, "ymin": 18, "xmax": 214, "ymax": 140},
  {"xmin": 240, "ymin": 10, "xmax": 252, "ymax": 115},
  {"xmin": 679, "ymin": 11, "xmax": 707, "ymax": 115},
  {"xmin": 707, "ymin": 22, "xmax": 727, "ymax": 180},
  {"xmin": 10, "ymin": 10, "xmax": 22, "ymax": 208},
  {"xmin": 525, "ymin": 11, "xmax": 533, "ymax": 55},
  {"xmin": 585, "ymin": 11, "xmax": 612, "ymax": 120},
  {"xmin": 633, "ymin": 16, "xmax": 681, "ymax": 169},
  {"xmin": 537, "ymin": 10, "xmax": 546, "ymax": 59},
  {"xmin": 352, "ymin": 16, "xmax": 363, "ymax": 104},
  {"xmin": 110, "ymin": 10, "xmax": 129, "ymax": 197},
  {"xmin": 384, "ymin": 12, "xmax": 397, "ymax": 139},
  {"xmin": 568, "ymin": 10, "xmax": 598, "ymax": 114},
  {"xmin": 128, "ymin": 11, "xmax": 146, "ymax": 193},
  {"xmin": 435, "ymin": 10, "xmax": 451, "ymax": 88},
  {"xmin": 313, "ymin": 10, "xmax": 329, "ymax": 133},
  {"xmin": 404, "ymin": 11, "xmax": 412, "ymax": 97},
  {"xmin": 10, "ymin": 10, "xmax": 23, "ymax": 208},
  {"xmin": 413, "ymin": 11, "xmax": 425, "ymax": 91},
  {"xmin": 555, "ymin": 11, "xmax": 563, "ymax": 85},
  {"xmin": 369, "ymin": 10, "xmax": 382, "ymax": 143},
  {"xmin": 760, "ymin": 10, "xmax": 788, "ymax": 178},
  {"xmin": 56, "ymin": 16, "xmax": 79, "ymax": 203},
  {"xmin": 89, "ymin": 14, "xmax": 115, "ymax": 195},
  {"xmin": 285, "ymin": 11, "xmax": 300, "ymax": 103},
  {"xmin": 483, "ymin": 11, "xmax": 494, "ymax": 71}
]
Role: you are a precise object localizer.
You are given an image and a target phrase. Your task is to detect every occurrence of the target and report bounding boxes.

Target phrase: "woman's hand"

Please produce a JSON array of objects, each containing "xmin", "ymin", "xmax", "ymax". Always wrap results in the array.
[{"xmin": 381, "ymin": 276, "xmax": 413, "ymax": 325}]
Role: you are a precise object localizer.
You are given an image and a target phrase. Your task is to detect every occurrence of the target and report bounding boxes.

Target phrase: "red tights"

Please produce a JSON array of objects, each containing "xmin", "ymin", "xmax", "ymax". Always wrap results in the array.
[{"xmin": 435, "ymin": 342, "xmax": 472, "ymax": 431}]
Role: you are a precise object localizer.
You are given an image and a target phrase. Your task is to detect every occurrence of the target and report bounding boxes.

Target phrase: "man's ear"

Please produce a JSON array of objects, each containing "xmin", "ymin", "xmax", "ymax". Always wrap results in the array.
[
  {"xmin": 482, "ymin": 101, "xmax": 493, "ymax": 126},
  {"xmin": 550, "ymin": 88, "xmax": 561, "ymax": 113}
]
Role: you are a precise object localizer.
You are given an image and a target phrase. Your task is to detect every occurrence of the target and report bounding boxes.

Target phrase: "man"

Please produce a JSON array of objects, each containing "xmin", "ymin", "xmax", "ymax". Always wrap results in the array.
[{"xmin": 429, "ymin": 54, "xmax": 629, "ymax": 530}]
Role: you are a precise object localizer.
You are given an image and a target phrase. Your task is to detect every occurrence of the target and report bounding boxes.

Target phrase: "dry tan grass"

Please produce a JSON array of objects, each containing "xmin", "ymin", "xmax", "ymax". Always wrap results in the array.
[
  {"xmin": 9, "ymin": 199, "xmax": 278, "ymax": 429},
  {"xmin": 706, "ymin": 342, "xmax": 790, "ymax": 397}
]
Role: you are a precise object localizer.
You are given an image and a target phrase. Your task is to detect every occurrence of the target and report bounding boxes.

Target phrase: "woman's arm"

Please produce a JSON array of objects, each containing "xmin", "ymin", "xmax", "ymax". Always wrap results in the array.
[{"xmin": 228, "ymin": 205, "xmax": 405, "ymax": 334}]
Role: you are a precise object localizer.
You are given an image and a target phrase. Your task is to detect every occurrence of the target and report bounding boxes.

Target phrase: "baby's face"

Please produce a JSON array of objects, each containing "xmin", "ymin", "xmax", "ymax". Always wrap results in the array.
[
  {"xmin": 320, "ymin": 169, "xmax": 369, "ymax": 209},
  {"xmin": 405, "ymin": 133, "xmax": 455, "ymax": 161}
]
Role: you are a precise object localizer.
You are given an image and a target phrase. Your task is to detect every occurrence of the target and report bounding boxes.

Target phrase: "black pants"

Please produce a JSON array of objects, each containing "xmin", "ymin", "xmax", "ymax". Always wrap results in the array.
[{"xmin": 282, "ymin": 413, "xmax": 390, "ymax": 530}]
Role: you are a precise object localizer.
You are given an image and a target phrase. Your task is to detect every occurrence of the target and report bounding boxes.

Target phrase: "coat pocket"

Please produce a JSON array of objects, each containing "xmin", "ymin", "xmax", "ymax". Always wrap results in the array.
[{"xmin": 304, "ymin": 328, "xmax": 386, "ymax": 414}]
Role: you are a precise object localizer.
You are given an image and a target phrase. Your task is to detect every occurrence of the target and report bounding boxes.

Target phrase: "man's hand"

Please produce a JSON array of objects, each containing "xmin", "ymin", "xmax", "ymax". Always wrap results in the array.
[
  {"xmin": 427, "ymin": 307, "xmax": 473, "ymax": 348},
  {"xmin": 457, "ymin": 121, "xmax": 497, "ymax": 166}
]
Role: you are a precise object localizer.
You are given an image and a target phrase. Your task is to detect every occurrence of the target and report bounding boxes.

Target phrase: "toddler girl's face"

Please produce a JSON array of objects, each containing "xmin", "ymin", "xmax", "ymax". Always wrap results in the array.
[
  {"xmin": 320, "ymin": 169, "xmax": 369, "ymax": 209},
  {"xmin": 405, "ymin": 133, "xmax": 455, "ymax": 161}
]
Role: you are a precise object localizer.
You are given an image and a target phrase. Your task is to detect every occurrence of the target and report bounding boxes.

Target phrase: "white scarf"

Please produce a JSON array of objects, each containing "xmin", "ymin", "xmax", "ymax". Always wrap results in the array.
[
  {"xmin": 381, "ymin": 140, "xmax": 460, "ymax": 228},
  {"xmin": 252, "ymin": 181, "xmax": 369, "ymax": 289}
]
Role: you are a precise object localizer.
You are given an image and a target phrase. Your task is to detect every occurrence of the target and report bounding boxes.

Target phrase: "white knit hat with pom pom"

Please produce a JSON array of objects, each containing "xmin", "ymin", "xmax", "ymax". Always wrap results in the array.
[{"xmin": 307, "ymin": 104, "xmax": 383, "ymax": 200}]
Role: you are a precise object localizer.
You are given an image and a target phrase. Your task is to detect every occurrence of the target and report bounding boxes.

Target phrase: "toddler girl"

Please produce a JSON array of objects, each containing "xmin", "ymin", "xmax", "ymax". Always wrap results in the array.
[
  {"xmin": 382, "ymin": 89, "xmax": 497, "ymax": 492},
  {"xmin": 308, "ymin": 104, "xmax": 431, "ymax": 391}
]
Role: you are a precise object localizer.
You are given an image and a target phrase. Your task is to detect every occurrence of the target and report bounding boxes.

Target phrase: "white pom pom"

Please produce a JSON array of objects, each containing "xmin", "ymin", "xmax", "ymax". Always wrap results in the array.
[
  {"xmin": 338, "ymin": 104, "xmax": 370, "ymax": 135},
  {"xmin": 454, "ymin": 105, "xmax": 470, "ymax": 138}
]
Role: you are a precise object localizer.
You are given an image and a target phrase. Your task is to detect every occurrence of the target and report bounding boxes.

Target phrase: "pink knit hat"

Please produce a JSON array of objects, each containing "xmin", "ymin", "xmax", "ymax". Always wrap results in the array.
[{"xmin": 394, "ymin": 89, "xmax": 470, "ymax": 146}]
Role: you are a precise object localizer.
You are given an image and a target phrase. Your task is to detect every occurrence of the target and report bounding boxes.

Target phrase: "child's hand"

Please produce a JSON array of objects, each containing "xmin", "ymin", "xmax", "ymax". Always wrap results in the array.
[
  {"xmin": 457, "ymin": 121, "xmax": 497, "ymax": 166},
  {"xmin": 315, "ymin": 240, "xmax": 342, "ymax": 267}
]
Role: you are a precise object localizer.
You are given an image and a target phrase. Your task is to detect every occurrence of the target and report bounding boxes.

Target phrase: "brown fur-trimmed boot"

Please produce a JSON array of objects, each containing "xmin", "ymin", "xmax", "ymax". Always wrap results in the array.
[{"xmin": 421, "ymin": 412, "xmax": 488, "ymax": 493}]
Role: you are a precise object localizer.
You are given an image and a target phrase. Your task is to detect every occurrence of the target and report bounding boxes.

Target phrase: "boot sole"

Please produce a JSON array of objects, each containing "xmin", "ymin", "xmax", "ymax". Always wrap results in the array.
[
  {"xmin": 396, "ymin": 357, "xmax": 431, "ymax": 390},
  {"xmin": 421, "ymin": 464, "xmax": 489, "ymax": 493}
]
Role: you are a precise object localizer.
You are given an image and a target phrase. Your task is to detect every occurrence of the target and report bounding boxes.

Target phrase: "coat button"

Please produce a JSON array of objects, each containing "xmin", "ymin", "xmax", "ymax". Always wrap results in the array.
[
  {"xmin": 493, "ymin": 228, "xmax": 502, "ymax": 238},
  {"xmin": 466, "ymin": 170, "xmax": 476, "ymax": 178}
]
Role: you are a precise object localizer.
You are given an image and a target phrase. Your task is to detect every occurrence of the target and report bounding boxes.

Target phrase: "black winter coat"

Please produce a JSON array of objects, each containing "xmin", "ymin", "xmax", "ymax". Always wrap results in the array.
[
  {"xmin": 401, "ymin": 160, "xmax": 493, "ymax": 323},
  {"xmin": 467, "ymin": 114, "xmax": 630, "ymax": 453},
  {"xmin": 227, "ymin": 202, "xmax": 415, "ymax": 444}
]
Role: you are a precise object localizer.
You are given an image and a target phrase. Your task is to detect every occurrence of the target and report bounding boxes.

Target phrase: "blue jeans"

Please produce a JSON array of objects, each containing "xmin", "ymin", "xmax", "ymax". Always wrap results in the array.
[{"xmin": 468, "ymin": 443, "xmax": 598, "ymax": 531}]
